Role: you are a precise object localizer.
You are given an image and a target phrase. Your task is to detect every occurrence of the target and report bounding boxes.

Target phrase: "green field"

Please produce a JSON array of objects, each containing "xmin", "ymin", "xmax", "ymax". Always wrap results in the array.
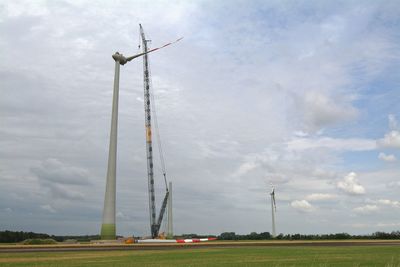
[{"xmin": 1, "ymin": 246, "xmax": 400, "ymax": 266}]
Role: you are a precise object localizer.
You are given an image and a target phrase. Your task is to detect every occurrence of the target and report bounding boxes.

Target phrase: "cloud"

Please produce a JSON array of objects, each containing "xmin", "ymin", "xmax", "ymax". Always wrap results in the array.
[
  {"xmin": 300, "ymin": 91, "xmax": 358, "ymax": 132},
  {"xmin": 377, "ymin": 131, "xmax": 400, "ymax": 149},
  {"xmin": 377, "ymin": 199, "xmax": 400, "ymax": 208},
  {"xmin": 31, "ymin": 158, "xmax": 90, "ymax": 186},
  {"xmin": 291, "ymin": 200, "xmax": 315, "ymax": 212},
  {"xmin": 40, "ymin": 204, "xmax": 56, "ymax": 213},
  {"xmin": 31, "ymin": 158, "xmax": 89, "ymax": 201},
  {"xmin": 232, "ymin": 161, "xmax": 258, "ymax": 177},
  {"xmin": 287, "ymin": 137, "xmax": 377, "ymax": 151},
  {"xmin": 350, "ymin": 222, "xmax": 400, "ymax": 228},
  {"xmin": 337, "ymin": 172, "xmax": 365, "ymax": 195},
  {"xmin": 376, "ymin": 222, "xmax": 400, "ymax": 228},
  {"xmin": 2, "ymin": 0, "xmax": 49, "ymax": 18},
  {"xmin": 353, "ymin": 204, "xmax": 378, "ymax": 214},
  {"xmin": 378, "ymin": 152, "xmax": 396, "ymax": 162},
  {"xmin": 388, "ymin": 114, "xmax": 398, "ymax": 130},
  {"xmin": 377, "ymin": 115, "xmax": 400, "ymax": 149},
  {"xmin": 116, "ymin": 211, "xmax": 126, "ymax": 219},
  {"xmin": 387, "ymin": 181, "xmax": 400, "ymax": 188},
  {"xmin": 45, "ymin": 184, "xmax": 85, "ymax": 200},
  {"xmin": 305, "ymin": 193, "xmax": 338, "ymax": 201}
]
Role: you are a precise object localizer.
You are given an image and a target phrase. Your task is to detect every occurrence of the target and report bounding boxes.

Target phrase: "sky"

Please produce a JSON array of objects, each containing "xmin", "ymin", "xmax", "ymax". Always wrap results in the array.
[{"xmin": 0, "ymin": 0, "xmax": 399, "ymax": 236}]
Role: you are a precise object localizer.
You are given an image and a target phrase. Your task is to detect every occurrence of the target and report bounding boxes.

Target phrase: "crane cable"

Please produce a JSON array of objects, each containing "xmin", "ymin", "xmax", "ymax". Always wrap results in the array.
[{"xmin": 151, "ymin": 88, "xmax": 168, "ymax": 191}]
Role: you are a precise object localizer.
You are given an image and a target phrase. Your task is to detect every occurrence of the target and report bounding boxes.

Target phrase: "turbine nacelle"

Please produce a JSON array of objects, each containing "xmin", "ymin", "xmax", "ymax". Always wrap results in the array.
[
  {"xmin": 112, "ymin": 52, "xmax": 143, "ymax": 65},
  {"xmin": 112, "ymin": 52, "xmax": 128, "ymax": 65}
]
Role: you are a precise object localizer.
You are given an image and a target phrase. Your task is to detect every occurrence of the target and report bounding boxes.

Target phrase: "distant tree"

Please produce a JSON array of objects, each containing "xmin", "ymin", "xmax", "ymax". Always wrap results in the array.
[
  {"xmin": 259, "ymin": 232, "xmax": 272, "ymax": 240},
  {"xmin": 248, "ymin": 232, "xmax": 258, "ymax": 240},
  {"xmin": 275, "ymin": 233, "xmax": 284, "ymax": 240},
  {"xmin": 0, "ymin": 231, "xmax": 50, "ymax": 243},
  {"xmin": 219, "ymin": 232, "xmax": 237, "ymax": 240}
]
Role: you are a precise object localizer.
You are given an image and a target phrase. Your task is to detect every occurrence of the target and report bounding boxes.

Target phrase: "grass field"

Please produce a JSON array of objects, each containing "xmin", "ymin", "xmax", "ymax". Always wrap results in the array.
[{"xmin": 1, "ymin": 246, "xmax": 400, "ymax": 266}]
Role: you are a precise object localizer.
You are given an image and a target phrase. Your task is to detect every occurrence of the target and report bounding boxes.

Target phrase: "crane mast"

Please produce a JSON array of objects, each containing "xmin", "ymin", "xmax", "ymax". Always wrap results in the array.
[{"xmin": 140, "ymin": 24, "xmax": 169, "ymax": 238}]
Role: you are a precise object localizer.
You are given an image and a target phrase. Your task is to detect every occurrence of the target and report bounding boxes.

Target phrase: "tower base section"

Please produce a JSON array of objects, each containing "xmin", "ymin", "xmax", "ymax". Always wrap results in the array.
[{"xmin": 101, "ymin": 224, "xmax": 116, "ymax": 240}]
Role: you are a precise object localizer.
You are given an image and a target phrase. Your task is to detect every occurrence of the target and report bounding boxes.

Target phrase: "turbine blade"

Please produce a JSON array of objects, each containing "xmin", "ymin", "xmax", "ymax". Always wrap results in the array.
[{"xmin": 126, "ymin": 37, "xmax": 183, "ymax": 62}]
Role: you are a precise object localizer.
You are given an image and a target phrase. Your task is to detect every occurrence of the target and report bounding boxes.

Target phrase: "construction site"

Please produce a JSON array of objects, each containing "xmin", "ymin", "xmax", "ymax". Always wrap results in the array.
[{"xmin": 1, "ymin": 1, "xmax": 400, "ymax": 265}]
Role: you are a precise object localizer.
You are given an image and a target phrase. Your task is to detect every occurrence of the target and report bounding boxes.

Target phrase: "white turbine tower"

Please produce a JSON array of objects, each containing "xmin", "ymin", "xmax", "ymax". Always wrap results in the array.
[
  {"xmin": 101, "ymin": 50, "xmax": 160, "ymax": 240},
  {"xmin": 270, "ymin": 184, "xmax": 277, "ymax": 238}
]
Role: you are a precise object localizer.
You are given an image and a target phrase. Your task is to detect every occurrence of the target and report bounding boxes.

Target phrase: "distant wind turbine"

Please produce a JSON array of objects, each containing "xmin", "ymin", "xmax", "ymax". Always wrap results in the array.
[{"xmin": 270, "ymin": 184, "xmax": 277, "ymax": 238}]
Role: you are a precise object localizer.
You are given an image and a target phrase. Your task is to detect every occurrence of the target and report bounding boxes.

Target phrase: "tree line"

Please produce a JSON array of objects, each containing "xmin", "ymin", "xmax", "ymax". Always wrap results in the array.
[
  {"xmin": 217, "ymin": 231, "xmax": 400, "ymax": 240},
  {"xmin": 1, "ymin": 230, "xmax": 400, "ymax": 243},
  {"xmin": 0, "ymin": 230, "xmax": 100, "ymax": 243}
]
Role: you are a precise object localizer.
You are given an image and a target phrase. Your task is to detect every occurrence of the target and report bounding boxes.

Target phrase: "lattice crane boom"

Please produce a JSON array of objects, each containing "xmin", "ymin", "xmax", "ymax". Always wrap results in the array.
[{"xmin": 140, "ymin": 24, "xmax": 181, "ymax": 238}]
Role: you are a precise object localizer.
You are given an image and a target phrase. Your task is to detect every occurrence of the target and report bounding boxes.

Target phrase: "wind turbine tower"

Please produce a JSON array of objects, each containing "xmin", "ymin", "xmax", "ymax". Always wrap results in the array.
[
  {"xmin": 101, "ymin": 52, "xmax": 142, "ymax": 240},
  {"xmin": 270, "ymin": 185, "xmax": 277, "ymax": 238}
]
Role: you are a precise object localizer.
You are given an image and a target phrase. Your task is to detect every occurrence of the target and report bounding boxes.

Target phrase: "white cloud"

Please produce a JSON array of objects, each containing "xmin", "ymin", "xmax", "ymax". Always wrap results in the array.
[
  {"xmin": 287, "ymin": 137, "xmax": 377, "ymax": 151},
  {"xmin": 350, "ymin": 222, "xmax": 400, "ymax": 228},
  {"xmin": 376, "ymin": 222, "xmax": 400, "ymax": 228},
  {"xmin": 378, "ymin": 152, "xmax": 397, "ymax": 162},
  {"xmin": 377, "ymin": 131, "xmax": 400, "ymax": 149},
  {"xmin": 353, "ymin": 204, "xmax": 378, "ymax": 214},
  {"xmin": 337, "ymin": 172, "xmax": 366, "ymax": 195},
  {"xmin": 387, "ymin": 181, "xmax": 400, "ymax": 188},
  {"xmin": 291, "ymin": 200, "xmax": 315, "ymax": 212},
  {"xmin": 305, "ymin": 193, "xmax": 338, "ymax": 201},
  {"xmin": 40, "ymin": 204, "xmax": 56, "ymax": 213},
  {"xmin": 377, "ymin": 199, "xmax": 400, "ymax": 208},
  {"xmin": 377, "ymin": 115, "xmax": 400, "ymax": 149},
  {"xmin": 46, "ymin": 184, "xmax": 85, "ymax": 200},
  {"xmin": 293, "ymin": 131, "xmax": 309, "ymax": 137},
  {"xmin": 31, "ymin": 158, "xmax": 89, "ymax": 201},
  {"xmin": 388, "ymin": 114, "xmax": 398, "ymax": 130},
  {"xmin": 31, "ymin": 158, "xmax": 90, "ymax": 186},
  {"xmin": 116, "ymin": 211, "xmax": 126, "ymax": 219},
  {"xmin": 301, "ymin": 91, "xmax": 358, "ymax": 131},
  {"xmin": 2, "ymin": 0, "xmax": 49, "ymax": 18},
  {"xmin": 232, "ymin": 161, "xmax": 258, "ymax": 177}
]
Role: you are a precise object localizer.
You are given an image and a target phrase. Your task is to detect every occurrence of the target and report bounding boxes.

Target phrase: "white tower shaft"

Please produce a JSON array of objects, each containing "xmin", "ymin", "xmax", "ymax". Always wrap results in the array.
[
  {"xmin": 101, "ymin": 58, "xmax": 120, "ymax": 240},
  {"xmin": 271, "ymin": 193, "xmax": 276, "ymax": 238}
]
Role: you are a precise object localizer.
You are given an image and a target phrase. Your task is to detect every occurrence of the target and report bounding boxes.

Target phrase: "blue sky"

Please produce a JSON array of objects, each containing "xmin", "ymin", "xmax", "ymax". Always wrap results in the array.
[{"xmin": 0, "ymin": 0, "xmax": 399, "ymax": 236}]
